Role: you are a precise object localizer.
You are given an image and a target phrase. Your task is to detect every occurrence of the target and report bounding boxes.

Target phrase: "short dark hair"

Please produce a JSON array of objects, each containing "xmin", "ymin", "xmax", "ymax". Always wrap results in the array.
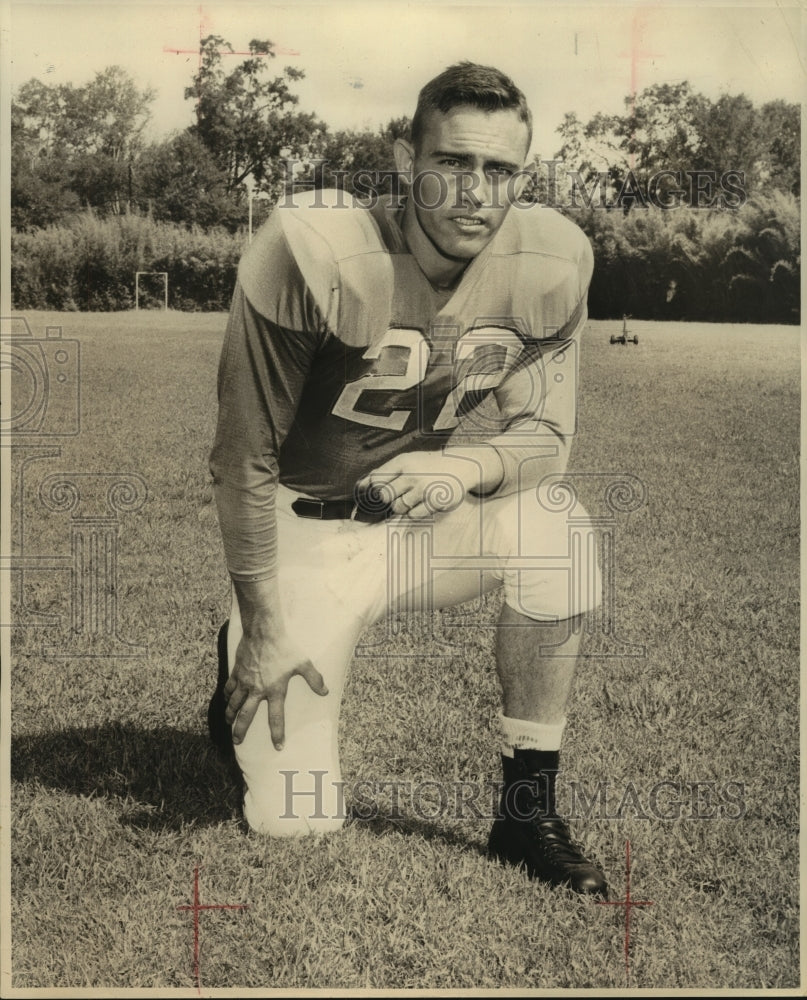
[{"xmin": 411, "ymin": 62, "xmax": 533, "ymax": 151}]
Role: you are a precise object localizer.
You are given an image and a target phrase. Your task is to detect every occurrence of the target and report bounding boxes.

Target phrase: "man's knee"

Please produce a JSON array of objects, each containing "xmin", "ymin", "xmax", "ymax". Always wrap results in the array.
[
  {"xmin": 243, "ymin": 765, "xmax": 348, "ymax": 837},
  {"xmin": 491, "ymin": 490, "xmax": 602, "ymax": 620}
]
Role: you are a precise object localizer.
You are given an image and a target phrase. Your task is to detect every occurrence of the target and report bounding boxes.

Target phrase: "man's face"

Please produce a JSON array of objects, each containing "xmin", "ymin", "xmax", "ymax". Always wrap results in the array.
[{"xmin": 404, "ymin": 105, "xmax": 530, "ymax": 262}]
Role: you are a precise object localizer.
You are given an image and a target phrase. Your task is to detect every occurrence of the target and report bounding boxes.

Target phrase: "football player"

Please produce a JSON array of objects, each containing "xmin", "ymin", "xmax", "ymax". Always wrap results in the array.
[{"xmin": 209, "ymin": 62, "xmax": 607, "ymax": 895}]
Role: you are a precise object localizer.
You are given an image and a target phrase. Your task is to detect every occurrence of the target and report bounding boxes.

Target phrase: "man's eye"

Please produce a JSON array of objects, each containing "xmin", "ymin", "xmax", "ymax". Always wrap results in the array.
[
  {"xmin": 488, "ymin": 166, "xmax": 513, "ymax": 178},
  {"xmin": 439, "ymin": 158, "xmax": 462, "ymax": 169}
]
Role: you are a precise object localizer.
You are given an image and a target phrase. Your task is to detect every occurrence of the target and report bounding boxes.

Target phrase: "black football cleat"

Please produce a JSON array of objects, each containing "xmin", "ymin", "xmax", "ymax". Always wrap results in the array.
[
  {"xmin": 207, "ymin": 620, "xmax": 234, "ymax": 760},
  {"xmin": 488, "ymin": 750, "xmax": 608, "ymax": 897}
]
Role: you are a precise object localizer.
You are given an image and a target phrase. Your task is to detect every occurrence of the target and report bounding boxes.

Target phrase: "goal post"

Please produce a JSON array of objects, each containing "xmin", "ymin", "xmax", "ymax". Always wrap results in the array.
[{"xmin": 135, "ymin": 272, "xmax": 168, "ymax": 311}]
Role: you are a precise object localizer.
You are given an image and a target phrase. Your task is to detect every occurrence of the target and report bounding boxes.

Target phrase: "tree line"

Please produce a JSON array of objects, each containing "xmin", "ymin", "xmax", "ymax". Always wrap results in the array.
[
  {"xmin": 11, "ymin": 37, "xmax": 402, "ymax": 231},
  {"xmin": 11, "ymin": 36, "xmax": 801, "ymax": 322}
]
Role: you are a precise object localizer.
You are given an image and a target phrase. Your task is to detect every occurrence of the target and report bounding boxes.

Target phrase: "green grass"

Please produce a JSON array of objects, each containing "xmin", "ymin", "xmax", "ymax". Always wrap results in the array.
[{"xmin": 8, "ymin": 312, "xmax": 800, "ymax": 990}]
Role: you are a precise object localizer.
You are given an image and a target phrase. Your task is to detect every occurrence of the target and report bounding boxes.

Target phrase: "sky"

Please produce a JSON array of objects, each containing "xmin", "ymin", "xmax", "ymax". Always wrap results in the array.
[{"xmin": 5, "ymin": 0, "xmax": 806, "ymax": 159}]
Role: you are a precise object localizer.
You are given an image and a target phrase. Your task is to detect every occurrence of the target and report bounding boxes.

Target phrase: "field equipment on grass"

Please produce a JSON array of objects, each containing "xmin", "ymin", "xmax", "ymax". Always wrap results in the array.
[{"xmin": 610, "ymin": 315, "xmax": 639, "ymax": 345}]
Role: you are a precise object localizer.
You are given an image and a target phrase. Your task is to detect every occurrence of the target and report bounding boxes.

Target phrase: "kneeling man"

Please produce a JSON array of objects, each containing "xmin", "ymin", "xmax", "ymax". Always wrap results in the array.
[{"xmin": 209, "ymin": 62, "xmax": 607, "ymax": 896}]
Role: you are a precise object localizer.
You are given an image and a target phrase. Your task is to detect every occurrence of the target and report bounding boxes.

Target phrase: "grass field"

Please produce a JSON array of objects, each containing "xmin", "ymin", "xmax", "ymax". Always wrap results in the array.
[{"xmin": 7, "ymin": 311, "xmax": 800, "ymax": 991}]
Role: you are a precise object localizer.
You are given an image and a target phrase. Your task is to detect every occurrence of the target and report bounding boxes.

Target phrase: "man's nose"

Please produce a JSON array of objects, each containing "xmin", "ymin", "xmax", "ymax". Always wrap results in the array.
[{"xmin": 456, "ymin": 169, "xmax": 485, "ymax": 208}]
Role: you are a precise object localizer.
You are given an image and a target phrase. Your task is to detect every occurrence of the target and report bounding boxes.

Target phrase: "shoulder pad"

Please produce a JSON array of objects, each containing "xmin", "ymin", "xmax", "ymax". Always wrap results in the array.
[
  {"xmin": 497, "ymin": 205, "xmax": 593, "ymax": 276},
  {"xmin": 241, "ymin": 189, "xmax": 393, "ymax": 346}
]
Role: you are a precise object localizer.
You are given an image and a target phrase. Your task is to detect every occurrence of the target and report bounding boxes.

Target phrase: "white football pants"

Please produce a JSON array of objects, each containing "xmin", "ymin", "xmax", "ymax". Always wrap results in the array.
[{"xmin": 227, "ymin": 477, "xmax": 601, "ymax": 836}]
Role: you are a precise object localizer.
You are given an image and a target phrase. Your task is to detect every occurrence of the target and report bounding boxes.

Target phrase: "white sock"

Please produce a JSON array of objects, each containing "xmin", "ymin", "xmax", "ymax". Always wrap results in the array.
[{"xmin": 499, "ymin": 713, "xmax": 567, "ymax": 757}]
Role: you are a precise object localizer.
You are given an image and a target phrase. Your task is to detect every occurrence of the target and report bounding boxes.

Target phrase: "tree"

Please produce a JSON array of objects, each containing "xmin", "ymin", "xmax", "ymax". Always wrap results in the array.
[
  {"xmin": 313, "ymin": 118, "xmax": 411, "ymax": 196},
  {"xmin": 691, "ymin": 92, "xmax": 762, "ymax": 190},
  {"xmin": 12, "ymin": 67, "xmax": 154, "ymax": 223},
  {"xmin": 553, "ymin": 111, "xmax": 624, "ymax": 206},
  {"xmin": 757, "ymin": 100, "xmax": 800, "ymax": 196},
  {"xmin": 553, "ymin": 82, "xmax": 799, "ymax": 206},
  {"xmin": 11, "ymin": 93, "xmax": 79, "ymax": 229},
  {"xmin": 187, "ymin": 35, "xmax": 326, "ymax": 202},
  {"xmin": 135, "ymin": 132, "xmax": 243, "ymax": 230},
  {"xmin": 66, "ymin": 153, "xmax": 132, "ymax": 216},
  {"xmin": 58, "ymin": 66, "xmax": 154, "ymax": 161},
  {"xmin": 619, "ymin": 83, "xmax": 707, "ymax": 179}
]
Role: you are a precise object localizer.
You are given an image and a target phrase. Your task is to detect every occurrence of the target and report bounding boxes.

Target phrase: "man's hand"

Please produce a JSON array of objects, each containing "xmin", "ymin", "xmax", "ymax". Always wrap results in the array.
[
  {"xmin": 357, "ymin": 446, "xmax": 504, "ymax": 519},
  {"xmin": 224, "ymin": 606, "xmax": 328, "ymax": 749}
]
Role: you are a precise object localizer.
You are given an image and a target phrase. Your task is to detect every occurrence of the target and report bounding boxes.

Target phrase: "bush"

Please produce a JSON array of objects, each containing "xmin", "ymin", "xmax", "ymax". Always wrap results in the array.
[
  {"xmin": 11, "ymin": 211, "xmax": 244, "ymax": 311},
  {"xmin": 12, "ymin": 196, "xmax": 800, "ymax": 323},
  {"xmin": 565, "ymin": 192, "xmax": 800, "ymax": 324}
]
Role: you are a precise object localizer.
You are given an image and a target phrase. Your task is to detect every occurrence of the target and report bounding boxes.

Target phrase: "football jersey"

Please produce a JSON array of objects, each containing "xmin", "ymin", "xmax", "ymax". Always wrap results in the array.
[{"xmin": 210, "ymin": 189, "xmax": 593, "ymax": 581}]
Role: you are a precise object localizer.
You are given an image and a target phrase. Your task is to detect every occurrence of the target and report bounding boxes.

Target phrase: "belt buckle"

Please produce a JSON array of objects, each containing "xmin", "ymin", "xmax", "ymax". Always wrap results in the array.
[{"xmin": 292, "ymin": 498, "xmax": 327, "ymax": 519}]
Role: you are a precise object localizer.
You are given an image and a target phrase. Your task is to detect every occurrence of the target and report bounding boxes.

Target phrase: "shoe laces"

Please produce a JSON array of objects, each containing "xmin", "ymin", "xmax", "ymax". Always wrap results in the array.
[{"xmin": 532, "ymin": 816, "xmax": 592, "ymax": 866}]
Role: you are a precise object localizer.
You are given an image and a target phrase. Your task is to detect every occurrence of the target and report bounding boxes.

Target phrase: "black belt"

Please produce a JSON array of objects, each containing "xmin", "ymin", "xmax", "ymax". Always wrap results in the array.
[{"xmin": 291, "ymin": 496, "xmax": 393, "ymax": 524}]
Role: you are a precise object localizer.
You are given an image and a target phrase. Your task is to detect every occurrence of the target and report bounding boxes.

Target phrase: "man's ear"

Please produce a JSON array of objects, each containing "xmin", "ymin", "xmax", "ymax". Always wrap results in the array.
[{"xmin": 393, "ymin": 138, "xmax": 415, "ymax": 184}]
